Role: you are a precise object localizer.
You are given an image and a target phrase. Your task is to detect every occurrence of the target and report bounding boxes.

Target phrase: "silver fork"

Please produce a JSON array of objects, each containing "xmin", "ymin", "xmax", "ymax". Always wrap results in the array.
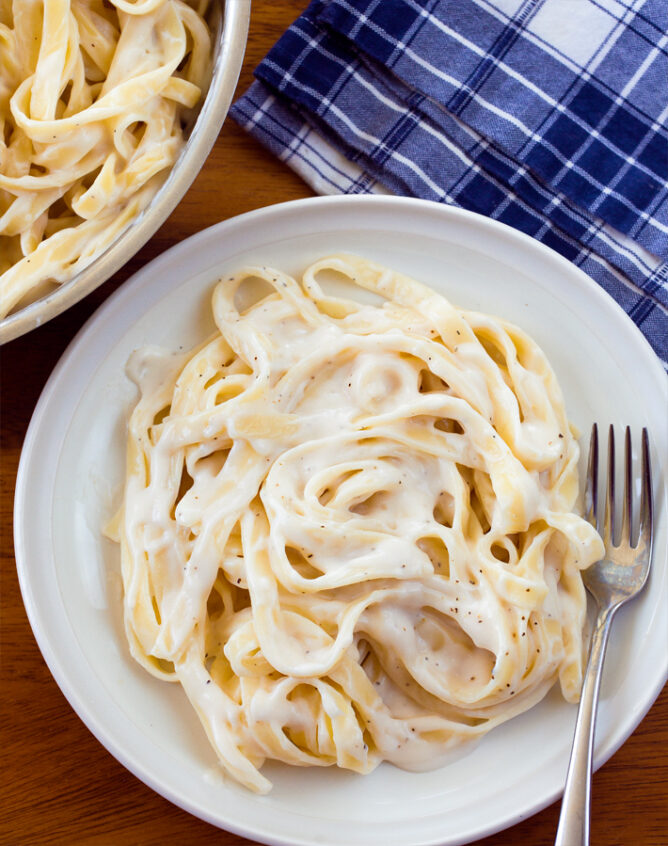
[{"xmin": 555, "ymin": 424, "xmax": 654, "ymax": 846}]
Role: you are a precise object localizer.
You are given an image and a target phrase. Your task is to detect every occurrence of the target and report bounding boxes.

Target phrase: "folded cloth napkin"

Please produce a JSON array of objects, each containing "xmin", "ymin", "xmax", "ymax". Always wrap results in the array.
[{"xmin": 230, "ymin": 0, "xmax": 668, "ymax": 366}]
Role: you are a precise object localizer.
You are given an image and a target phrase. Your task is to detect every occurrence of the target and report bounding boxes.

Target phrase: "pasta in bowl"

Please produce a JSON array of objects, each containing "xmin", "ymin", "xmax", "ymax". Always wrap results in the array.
[
  {"xmin": 109, "ymin": 254, "xmax": 604, "ymax": 794},
  {"xmin": 0, "ymin": 0, "xmax": 249, "ymax": 342}
]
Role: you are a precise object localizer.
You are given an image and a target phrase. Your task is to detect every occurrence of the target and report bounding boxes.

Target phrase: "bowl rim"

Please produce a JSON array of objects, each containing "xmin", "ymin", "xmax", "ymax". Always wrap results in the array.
[{"xmin": 0, "ymin": 0, "xmax": 251, "ymax": 345}]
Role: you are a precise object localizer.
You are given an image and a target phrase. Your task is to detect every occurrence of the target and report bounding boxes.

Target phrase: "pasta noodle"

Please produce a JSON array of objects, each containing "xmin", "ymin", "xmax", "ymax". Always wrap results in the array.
[
  {"xmin": 109, "ymin": 255, "xmax": 604, "ymax": 793},
  {"xmin": 0, "ymin": 0, "xmax": 212, "ymax": 318}
]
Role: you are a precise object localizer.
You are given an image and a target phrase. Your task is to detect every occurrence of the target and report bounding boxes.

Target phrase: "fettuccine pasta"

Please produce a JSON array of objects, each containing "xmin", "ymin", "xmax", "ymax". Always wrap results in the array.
[
  {"xmin": 110, "ymin": 255, "xmax": 604, "ymax": 793},
  {"xmin": 0, "ymin": 0, "xmax": 213, "ymax": 317}
]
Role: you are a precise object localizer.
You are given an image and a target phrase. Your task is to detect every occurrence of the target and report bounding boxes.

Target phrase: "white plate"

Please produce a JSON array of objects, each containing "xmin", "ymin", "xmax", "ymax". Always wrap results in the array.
[{"xmin": 15, "ymin": 196, "xmax": 668, "ymax": 846}]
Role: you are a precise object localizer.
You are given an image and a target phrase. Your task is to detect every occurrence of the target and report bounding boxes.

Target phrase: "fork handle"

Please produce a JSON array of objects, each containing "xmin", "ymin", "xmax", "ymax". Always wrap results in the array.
[{"xmin": 554, "ymin": 605, "xmax": 617, "ymax": 846}]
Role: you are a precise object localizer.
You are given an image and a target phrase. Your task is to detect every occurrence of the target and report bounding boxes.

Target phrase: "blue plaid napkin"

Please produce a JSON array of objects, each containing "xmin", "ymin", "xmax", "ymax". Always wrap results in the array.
[{"xmin": 230, "ymin": 0, "xmax": 668, "ymax": 366}]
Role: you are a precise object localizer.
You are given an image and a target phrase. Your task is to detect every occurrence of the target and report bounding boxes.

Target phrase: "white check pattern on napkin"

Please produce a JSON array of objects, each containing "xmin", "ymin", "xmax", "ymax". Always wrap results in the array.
[{"xmin": 231, "ymin": 0, "xmax": 668, "ymax": 366}]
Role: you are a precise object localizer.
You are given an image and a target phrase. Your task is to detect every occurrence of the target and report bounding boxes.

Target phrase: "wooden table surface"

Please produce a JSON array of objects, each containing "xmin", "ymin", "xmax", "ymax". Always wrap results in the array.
[{"xmin": 1, "ymin": 3, "xmax": 666, "ymax": 845}]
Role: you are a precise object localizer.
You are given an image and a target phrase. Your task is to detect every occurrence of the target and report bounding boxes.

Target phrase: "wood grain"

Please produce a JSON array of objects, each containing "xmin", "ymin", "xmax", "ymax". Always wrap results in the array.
[{"xmin": 1, "ymin": 2, "xmax": 666, "ymax": 844}]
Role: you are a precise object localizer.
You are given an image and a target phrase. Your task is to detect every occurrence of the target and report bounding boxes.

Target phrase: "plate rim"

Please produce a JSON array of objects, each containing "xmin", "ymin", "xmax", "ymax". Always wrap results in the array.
[{"xmin": 14, "ymin": 194, "xmax": 668, "ymax": 846}]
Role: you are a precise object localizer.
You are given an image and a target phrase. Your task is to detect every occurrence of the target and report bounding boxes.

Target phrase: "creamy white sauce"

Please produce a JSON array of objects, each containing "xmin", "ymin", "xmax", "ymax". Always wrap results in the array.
[
  {"xmin": 0, "ymin": 0, "xmax": 212, "ymax": 317},
  {"xmin": 113, "ymin": 255, "xmax": 604, "ymax": 793}
]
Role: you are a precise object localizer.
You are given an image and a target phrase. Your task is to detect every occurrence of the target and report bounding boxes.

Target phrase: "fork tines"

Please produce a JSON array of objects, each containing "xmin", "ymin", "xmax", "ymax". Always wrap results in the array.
[{"xmin": 585, "ymin": 424, "xmax": 653, "ymax": 551}]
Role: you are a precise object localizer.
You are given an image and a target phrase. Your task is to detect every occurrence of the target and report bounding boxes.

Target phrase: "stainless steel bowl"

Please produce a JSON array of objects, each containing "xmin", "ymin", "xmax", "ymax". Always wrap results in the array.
[{"xmin": 0, "ymin": 0, "xmax": 250, "ymax": 344}]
